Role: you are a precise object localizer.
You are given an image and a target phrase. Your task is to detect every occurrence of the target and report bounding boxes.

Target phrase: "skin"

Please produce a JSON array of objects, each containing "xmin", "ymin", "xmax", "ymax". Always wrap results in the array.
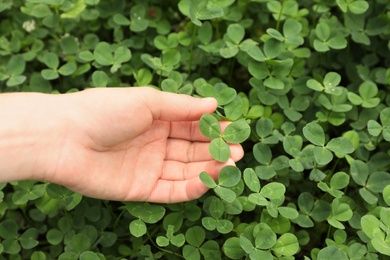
[{"xmin": 0, "ymin": 87, "xmax": 243, "ymax": 203}]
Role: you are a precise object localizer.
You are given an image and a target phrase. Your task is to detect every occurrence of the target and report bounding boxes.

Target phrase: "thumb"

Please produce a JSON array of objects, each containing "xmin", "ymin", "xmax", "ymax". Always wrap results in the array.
[{"xmin": 142, "ymin": 87, "xmax": 218, "ymax": 121}]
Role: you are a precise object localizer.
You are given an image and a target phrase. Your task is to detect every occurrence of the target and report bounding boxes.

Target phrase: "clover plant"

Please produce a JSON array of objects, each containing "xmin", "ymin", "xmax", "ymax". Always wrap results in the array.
[{"xmin": 1, "ymin": 0, "xmax": 390, "ymax": 259}]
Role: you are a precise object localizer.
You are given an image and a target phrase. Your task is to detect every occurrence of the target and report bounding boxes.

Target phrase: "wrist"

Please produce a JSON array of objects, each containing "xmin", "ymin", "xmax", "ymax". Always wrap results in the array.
[{"xmin": 0, "ymin": 93, "xmax": 67, "ymax": 183}]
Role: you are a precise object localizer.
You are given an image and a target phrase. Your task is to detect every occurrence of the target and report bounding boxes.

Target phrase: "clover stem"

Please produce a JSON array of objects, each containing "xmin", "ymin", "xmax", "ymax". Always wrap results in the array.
[
  {"xmin": 187, "ymin": 26, "xmax": 199, "ymax": 76},
  {"xmin": 113, "ymin": 209, "xmax": 126, "ymax": 229},
  {"xmin": 146, "ymin": 231, "xmax": 185, "ymax": 258},
  {"xmin": 327, "ymin": 225, "xmax": 332, "ymax": 239},
  {"xmin": 275, "ymin": 0, "xmax": 286, "ymax": 31},
  {"xmin": 228, "ymin": 58, "xmax": 236, "ymax": 86}
]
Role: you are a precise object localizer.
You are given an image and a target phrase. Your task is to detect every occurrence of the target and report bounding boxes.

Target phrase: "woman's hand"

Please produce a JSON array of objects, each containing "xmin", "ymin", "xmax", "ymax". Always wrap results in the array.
[{"xmin": 41, "ymin": 87, "xmax": 244, "ymax": 203}]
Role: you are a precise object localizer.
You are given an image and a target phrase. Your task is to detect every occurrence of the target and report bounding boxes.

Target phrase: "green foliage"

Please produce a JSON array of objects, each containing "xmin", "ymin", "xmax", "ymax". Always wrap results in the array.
[{"xmin": 1, "ymin": 0, "xmax": 390, "ymax": 259}]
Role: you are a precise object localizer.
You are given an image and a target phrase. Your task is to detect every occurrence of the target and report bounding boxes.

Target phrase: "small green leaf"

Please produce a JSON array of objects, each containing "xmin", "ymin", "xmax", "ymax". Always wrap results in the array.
[
  {"xmin": 223, "ymin": 120, "xmax": 251, "ymax": 144},
  {"xmin": 350, "ymin": 160, "xmax": 368, "ymax": 186},
  {"xmin": 113, "ymin": 13, "xmax": 130, "ymax": 25},
  {"xmin": 58, "ymin": 62, "xmax": 77, "ymax": 76},
  {"xmin": 380, "ymin": 108, "xmax": 390, "ymax": 126},
  {"xmin": 19, "ymin": 228, "xmax": 39, "ymax": 249},
  {"xmin": 326, "ymin": 137, "xmax": 354, "ymax": 155},
  {"xmin": 367, "ymin": 120, "xmax": 382, "ymax": 137},
  {"xmin": 278, "ymin": 207, "xmax": 299, "ymax": 219},
  {"xmin": 92, "ymin": 71, "xmax": 108, "ymax": 87},
  {"xmin": 328, "ymin": 35, "xmax": 347, "ymax": 50},
  {"xmin": 214, "ymin": 186, "xmax": 236, "ymax": 203},
  {"xmin": 6, "ymin": 75, "xmax": 27, "ymax": 87},
  {"xmin": 283, "ymin": 135, "xmax": 303, "ymax": 157},
  {"xmin": 316, "ymin": 23, "xmax": 330, "ymax": 41},
  {"xmin": 227, "ymin": 23, "xmax": 245, "ymax": 44},
  {"xmin": 366, "ymin": 171, "xmax": 390, "ymax": 193},
  {"xmin": 330, "ymin": 172, "xmax": 350, "ymax": 190},
  {"xmin": 215, "ymin": 86, "xmax": 237, "ymax": 106},
  {"xmin": 60, "ymin": 36, "xmax": 79, "ymax": 55},
  {"xmin": 42, "ymin": 52, "xmax": 59, "ymax": 69},
  {"xmin": 361, "ymin": 214, "xmax": 380, "ymax": 240},
  {"xmin": 323, "ymin": 72, "xmax": 341, "ymax": 89},
  {"xmin": 383, "ymin": 185, "xmax": 390, "ymax": 206},
  {"xmin": 207, "ymin": 197, "xmax": 224, "ymax": 219},
  {"xmin": 331, "ymin": 199, "xmax": 353, "ymax": 222},
  {"xmin": 199, "ymin": 114, "xmax": 221, "ymax": 139},
  {"xmin": 60, "ymin": 0, "xmax": 86, "ymax": 18},
  {"xmin": 243, "ymin": 168, "xmax": 260, "ymax": 192},
  {"xmin": 348, "ymin": 0, "xmax": 369, "ymax": 14},
  {"xmin": 267, "ymin": 28, "xmax": 284, "ymax": 41},
  {"xmin": 7, "ymin": 55, "xmax": 25, "ymax": 75},
  {"xmin": 93, "ymin": 42, "xmax": 113, "ymax": 66},
  {"xmin": 199, "ymin": 172, "xmax": 217, "ymax": 189},
  {"xmin": 313, "ymin": 146, "xmax": 333, "ymax": 165},
  {"xmin": 223, "ymin": 237, "xmax": 246, "ymax": 259},
  {"xmin": 113, "ymin": 46, "xmax": 132, "ymax": 64},
  {"xmin": 256, "ymin": 118, "xmax": 274, "ymax": 138},
  {"xmin": 161, "ymin": 79, "xmax": 179, "ymax": 93},
  {"xmin": 209, "ymin": 138, "xmax": 230, "ymax": 162},
  {"xmin": 303, "ymin": 122, "xmax": 325, "ymax": 146},
  {"xmin": 129, "ymin": 219, "xmax": 147, "ymax": 237},
  {"xmin": 162, "ymin": 49, "xmax": 181, "ymax": 67},
  {"xmin": 317, "ymin": 245, "xmax": 348, "ymax": 260},
  {"xmin": 306, "ymin": 79, "xmax": 324, "ymax": 91},
  {"xmin": 255, "ymin": 228, "xmax": 276, "ymax": 249},
  {"xmin": 253, "ymin": 143, "xmax": 272, "ymax": 165},
  {"xmin": 185, "ymin": 226, "xmax": 205, "ymax": 247},
  {"xmin": 272, "ymin": 233, "xmax": 299, "ymax": 257},
  {"xmin": 260, "ymin": 182, "xmax": 286, "ymax": 200},
  {"xmin": 41, "ymin": 69, "xmax": 59, "ymax": 80},
  {"xmin": 80, "ymin": 251, "xmax": 100, "ymax": 260},
  {"xmin": 78, "ymin": 50, "xmax": 95, "ymax": 62},
  {"xmin": 198, "ymin": 21, "xmax": 213, "ymax": 45},
  {"xmin": 218, "ymin": 166, "xmax": 241, "ymax": 187}
]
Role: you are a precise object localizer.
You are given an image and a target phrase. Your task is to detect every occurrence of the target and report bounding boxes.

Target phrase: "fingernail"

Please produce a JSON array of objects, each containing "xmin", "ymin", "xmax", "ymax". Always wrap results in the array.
[{"xmin": 202, "ymin": 97, "xmax": 217, "ymax": 103}]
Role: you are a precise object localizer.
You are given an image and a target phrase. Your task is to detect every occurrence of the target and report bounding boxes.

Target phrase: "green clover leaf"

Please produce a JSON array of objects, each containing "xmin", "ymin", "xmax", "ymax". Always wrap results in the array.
[
  {"xmin": 223, "ymin": 120, "xmax": 251, "ymax": 144},
  {"xmin": 199, "ymin": 114, "xmax": 221, "ymax": 139},
  {"xmin": 209, "ymin": 137, "xmax": 231, "ymax": 162},
  {"xmin": 303, "ymin": 122, "xmax": 325, "ymax": 146}
]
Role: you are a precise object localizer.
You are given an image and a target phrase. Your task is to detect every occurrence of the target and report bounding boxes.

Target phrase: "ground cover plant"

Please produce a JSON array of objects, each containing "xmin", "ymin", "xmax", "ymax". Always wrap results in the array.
[{"xmin": 0, "ymin": 0, "xmax": 390, "ymax": 259}]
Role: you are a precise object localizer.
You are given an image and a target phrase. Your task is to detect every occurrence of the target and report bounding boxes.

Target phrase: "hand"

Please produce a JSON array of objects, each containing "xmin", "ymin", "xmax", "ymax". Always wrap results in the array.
[{"xmin": 44, "ymin": 87, "xmax": 244, "ymax": 203}]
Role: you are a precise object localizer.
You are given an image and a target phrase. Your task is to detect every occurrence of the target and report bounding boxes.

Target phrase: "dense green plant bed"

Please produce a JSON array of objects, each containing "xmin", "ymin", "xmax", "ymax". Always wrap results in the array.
[{"xmin": 1, "ymin": 0, "xmax": 390, "ymax": 259}]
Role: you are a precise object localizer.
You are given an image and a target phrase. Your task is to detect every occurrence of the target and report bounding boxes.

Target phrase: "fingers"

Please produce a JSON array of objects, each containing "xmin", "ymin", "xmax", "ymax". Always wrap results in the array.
[
  {"xmin": 145, "ymin": 158, "xmax": 237, "ymax": 203},
  {"xmin": 144, "ymin": 178, "xmax": 208, "ymax": 203},
  {"xmin": 166, "ymin": 139, "xmax": 244, "ymax": 163},
  {"xmin": 140, "ymin": 87, "xmax": 218, "ymax": 121}
]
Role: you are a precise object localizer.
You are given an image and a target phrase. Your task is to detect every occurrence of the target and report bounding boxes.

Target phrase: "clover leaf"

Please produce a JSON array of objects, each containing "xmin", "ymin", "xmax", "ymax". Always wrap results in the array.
[
  {"xmin": 1, "ymin": 55, "xmax": 27, "ymax": 87},
  {"xmin": 361, "ymin": 207, "xmax": 390, "ymax": 255},
  {"xmin": 92, "ymin": 71, "xmax": 109, "ymax": 87},
  {"xmin": 93, "ymin": 42, "xmax": 131, "ymax": 73},
  {"xmin": 223, "ymin": 120, "xmax": 251, "ymax": 144},
  {"xmin": 220, "ymin": 23, "xmax": 246, "ymax": 58},
  {"xmin": 303, "ymin": 122, "xmax": 354, "ymax": 165},
  {"xmin": 318, "ymin": 172, "xmax": 350, "ymax": 198},
  {"xmin": 200, "ymin": 166, "xmax": 241, "ymax": 203},
  {"xmin": 243, "ymin": 168, "xmax": 261, "ymax": 193},
  {"xmin": 156, "ymin": 225, "xmax": 185, "ymax": 248},
  {"xmin": 272, "ymin": 233, "xmax": 299, "ymax": 257},
  {"xmin": 336, "ymin": 0, "xmax": 369, "ymax": 14},
  {"xmin": 200, "ymin": 113, "xmax": 250, "ymax": 162},
  {"xmin": 130, "ymin": 4, "xmax": 149, "ymax": 32},
  {"xmin": 313, "ymin": 22, "xmax": 347, "ymax": 52},
  {"xmin": 367, "ymin": 107, "xmax": 390, "ymax": 141},
  {"xmin": 327, "ymin": 199, "xmax": 353, "ymax": 229}
]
